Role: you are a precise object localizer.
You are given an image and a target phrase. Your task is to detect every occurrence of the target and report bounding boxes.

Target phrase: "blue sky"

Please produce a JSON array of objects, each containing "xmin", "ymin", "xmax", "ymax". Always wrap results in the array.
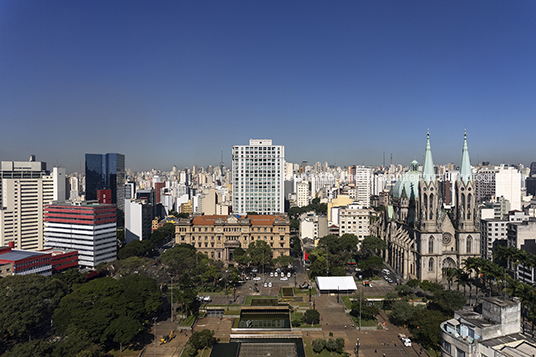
[{"xmin": 1, "ymin": 1, "xmax": 535, "ymax": 173}]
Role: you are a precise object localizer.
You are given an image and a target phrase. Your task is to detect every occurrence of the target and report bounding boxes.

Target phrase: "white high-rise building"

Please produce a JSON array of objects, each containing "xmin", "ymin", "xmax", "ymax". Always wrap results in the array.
[
  {"xmin": 0, "ymin": 158, "xmax": 65, "ymax": 250},
  {"xmin": 232, "ymin": 139, "xmax": 284, "ymax": 215},
  {"xmin": 354, "ymin": 166, "xmax": 372, "ymax": 207},
  {"xmin": 296, "ymin": 181, "xmax": 309, "ymax": 207}
]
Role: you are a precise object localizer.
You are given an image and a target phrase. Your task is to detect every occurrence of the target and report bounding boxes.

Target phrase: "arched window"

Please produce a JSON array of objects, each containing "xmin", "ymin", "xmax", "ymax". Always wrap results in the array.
[
  {"xmin": 429, "ymin": 258, "xmax": 434, "ymax": 271},
  {"xmin": 423, "ymin": 194, "xmax": 428, "ymax": 219},
  {"xmin": 467, "ymin": 194, "xmax": 472, "ymax": 220},
  {"xmin": 466, "ymin": 236, "xmax": 472, "ymax": 254},
  {"xmin": 429, "ymin": 193, "xmax": 434, "ymax": 220},
  {"xmin": 429, "ymin": 236, "xmax": 434, "ymax": 254}
]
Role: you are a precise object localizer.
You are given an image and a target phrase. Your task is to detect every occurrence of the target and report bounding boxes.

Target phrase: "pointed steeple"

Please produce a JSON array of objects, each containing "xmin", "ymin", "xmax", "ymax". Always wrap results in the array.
[
  {"xmin": 460, "ymin": 130, "xmax": 473, "ymax": 184},
  {"xmin": 422, "ymin": 130, "xmax": 435, "ymax": 184}
]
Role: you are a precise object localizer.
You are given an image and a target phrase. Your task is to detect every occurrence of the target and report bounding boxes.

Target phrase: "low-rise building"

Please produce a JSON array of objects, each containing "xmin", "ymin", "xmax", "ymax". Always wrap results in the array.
[
  {"xmin": 175, "ymin": 214, "xmax": 290, "ymax": 263},
  {"xmin": 0, "ymin": 243, "xmax": 52, "ymax": 276},
  {"xmin": 440, "ymin": 297, "xmax": 536, "ymax": 357}
]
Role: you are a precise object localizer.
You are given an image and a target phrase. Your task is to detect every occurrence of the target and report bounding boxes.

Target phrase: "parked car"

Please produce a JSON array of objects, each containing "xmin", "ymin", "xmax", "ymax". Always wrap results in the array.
[
  {"xmin": 280, "ymin": 277, "xmax": 288, "ymax": 281},
  {"xmin": 268, "ymin": 282, "xmax": 272, "ymax": 287},
  {"xmin": 270, "ymin": 272, "xmax": 274, "ymax": 277},
  {"xmin": 287, "ymin": 272, "xmax": 291, "ymax": 277},
  {"xmin": 263, "ymin": 282, "xmax": 267, "ymax": 287},
  {"xmin": 253, "ymin": 277, "xmax": 261, "ymax": 281}
]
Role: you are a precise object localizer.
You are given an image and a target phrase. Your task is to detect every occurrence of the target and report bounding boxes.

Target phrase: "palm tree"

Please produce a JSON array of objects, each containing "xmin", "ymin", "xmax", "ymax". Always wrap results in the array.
[
  {"xmin": 443, "ymin": 267, "xmax": 458, "ymax": 290},
  {"xmin": 463, "ymin": 257, "xmax": 481, "ymax": 301}
]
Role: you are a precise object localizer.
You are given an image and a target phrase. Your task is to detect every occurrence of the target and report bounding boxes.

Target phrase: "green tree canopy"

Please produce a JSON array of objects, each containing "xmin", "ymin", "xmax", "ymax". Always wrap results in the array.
[
  {"xmin": 303, "ymin": 309, "xmax": 320, "ymax": 324},
  {"xmin": 0, "ymin": 274, "xmax": 67, "ymax": 341},
  {"xmin": 246, "ymin": 240, "xmax": 273, "ymax": 268}
]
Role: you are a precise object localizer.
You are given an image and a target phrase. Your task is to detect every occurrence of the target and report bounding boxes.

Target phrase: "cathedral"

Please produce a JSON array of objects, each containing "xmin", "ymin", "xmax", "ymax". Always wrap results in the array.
[{"xmin": 373, "ymin": 132, "xmax": 480, "ymax": 282}]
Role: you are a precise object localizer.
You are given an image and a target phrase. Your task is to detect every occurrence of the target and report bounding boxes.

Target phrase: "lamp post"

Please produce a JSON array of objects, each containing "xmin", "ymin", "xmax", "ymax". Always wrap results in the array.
[
  {"xmin": 309, "ymin": 285, "xmax": 312, "ymax": 303},
  {"xmin": 153, "ymin": 317, "xmax": 157, "ymax": 357},
  {"xmin": 359, "ymin": 285, "xmax": 362, "ymax": 332},
  {"xmin": 170, "ymin": 275, "xmax": 173, "ymax": 322}
]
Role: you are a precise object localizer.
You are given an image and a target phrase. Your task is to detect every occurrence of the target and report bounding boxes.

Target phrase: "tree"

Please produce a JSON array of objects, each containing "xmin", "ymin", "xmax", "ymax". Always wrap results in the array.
[
  {"xmin": 0, "ymin": 274, "xmax": 67, "ymax": 342},
  {"xmin": 358, "ymin": 255, "xmax": 383, "ymax": 276},
  {"xmin": 326, "ymin": 338, "xmax": 338, "ymax": 353},
  {"xmin": 412, "ymin": 309, "xmax": 450, "ymax": 350},
  {"xmin": 118, "ymin": 239, "xmax": 154, "ymax": 260},
  {"xmin": 53, "ymin": 275, "xmax": 160, "ymax": 347},
  {"xmin": 303, "ymin": 309, "xmax": 320, "ymax": 325},
  {"xmin": 434, "ymin": 290, "xmax": 466, "ymax": 313},
  {"xmin": 187, "ymin": 329, "xmax": 216, "ymax": 351},
  {"xmin": 335, "ymin": 337, "xmax": 345, "ymax": 354},
  {"xmin": 442, "ymin": 267, "xmax": 458, "ymax": 290},
  {"xmin": 246, "ymin": 240, "xmax": 273, "ymax": 268},
  {"xmin": 273, "ymin": 255, "xmax": 294, "ymax": 268},
  {"xmin": 309, "ymin": 257, "xmax": 327, "ymax": 278},
  {"xmin": 390, "ymin": 300, "xmax": 422, "ymax": 326},
  {"xmin": 312, "ymin": 339, "xmax": 326, "ymax": 353},
  {"xmin": 361, "ymin": 235, "xmax": 387, "ymax": 256}
]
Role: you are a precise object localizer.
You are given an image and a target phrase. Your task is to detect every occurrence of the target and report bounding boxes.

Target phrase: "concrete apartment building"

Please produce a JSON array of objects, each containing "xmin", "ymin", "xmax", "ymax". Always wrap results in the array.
[
  {"xmin": 44, "ymin": 201, "xmax": 117, "ymax": 268},
  {"xmin": 480, "ymin": 218, "xmax": 507, "ymax": 260},
  {"xmin": 296, "ymin": 181, "xmax": 309, "ymax": 207},
  {"xmin": 440, "ymin": 297, "xmax": 535, "ymax": 357},
  {"xmin": 335, "ymin": 203, "xmax": 370, "ymax": 240},
  {"xmin": 174, "ymin": 214, "xmax": 290, "ymax": 264},
  {"xmin": 299, "ymin": 212, "xmax": 328, "ymax": 246},
  {"xmin": 124, "ymin": 198, "xmax": 153, "ymax": 243},
  {"xmin": 0, "ymin": 158, "xmax": 65, "ymax": 250},
  {"xmin": 232, "ymin": 139, "xmax": 284, "ymax": 215}
]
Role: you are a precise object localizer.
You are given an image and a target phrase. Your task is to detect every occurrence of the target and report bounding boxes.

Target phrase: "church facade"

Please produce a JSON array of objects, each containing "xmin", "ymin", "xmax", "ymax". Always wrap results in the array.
[{"xmin": 372, "ymin": 132, "xmax": 480, "ymax": 282}]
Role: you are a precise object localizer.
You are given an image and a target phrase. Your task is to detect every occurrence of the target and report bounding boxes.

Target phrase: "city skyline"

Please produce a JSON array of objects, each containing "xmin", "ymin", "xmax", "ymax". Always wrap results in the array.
[{"xmin": 2, "ymin": 1, "xmax": 536, "ymax": 173}]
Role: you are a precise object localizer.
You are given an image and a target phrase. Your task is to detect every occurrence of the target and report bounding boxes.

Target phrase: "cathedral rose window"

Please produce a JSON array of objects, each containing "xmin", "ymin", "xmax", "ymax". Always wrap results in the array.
[{"xmin": 442, "ymin": 233, "xmax": 453, "ymax": 245}]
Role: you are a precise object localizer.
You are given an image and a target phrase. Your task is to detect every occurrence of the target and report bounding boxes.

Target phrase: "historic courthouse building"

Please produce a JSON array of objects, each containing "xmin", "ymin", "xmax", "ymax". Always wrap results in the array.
[
  {"xmin": 174, "ymin": 214, "xmax": 291, "ymax": 264},
  {"xmin": 372, "ymin": 132, "xmax": 480, "ymax": 281}
]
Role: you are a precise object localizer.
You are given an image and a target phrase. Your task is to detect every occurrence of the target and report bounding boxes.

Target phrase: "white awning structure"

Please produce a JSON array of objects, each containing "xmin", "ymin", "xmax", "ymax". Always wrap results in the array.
[{"xmin": 315, "ymin": 276, "xmax": 358, "ymax": 292}]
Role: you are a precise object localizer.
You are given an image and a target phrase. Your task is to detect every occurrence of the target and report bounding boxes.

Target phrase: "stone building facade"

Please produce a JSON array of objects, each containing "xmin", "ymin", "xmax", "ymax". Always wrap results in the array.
[
  {"xmin": 174, "ymin": 214, "xmax": 290, "ymax": 264},
  {"xmin": 372, "ymin": 132, "xmax": 481, "ymax": 281}
]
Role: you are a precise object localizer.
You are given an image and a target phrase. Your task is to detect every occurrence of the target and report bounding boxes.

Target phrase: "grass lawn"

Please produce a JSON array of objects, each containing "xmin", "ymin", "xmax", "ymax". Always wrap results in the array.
[
  {"xmin": 294, "ymin": 287, "xmax": 318, "ymax": 295},
  {"xmin": 178, "ymin": 314, "xmax": 197, "ymax": 327},
  {"xmin": 314, "ymin": 349, "xmax": 348, "ymax": 356},
  {"xmin": 244, "ymin": 295, "xmax": 277, "ymax": 305},
  {"xmin": 341, "ymin": 296, "xmax": 352, "ymax": 309},
  {"xmin": 223, "ymin": 310, "xmax": 241, "ymax": 316},
  {"xmin": 303, "ymin": 337, "xmax": 314, "ymax": 357}
]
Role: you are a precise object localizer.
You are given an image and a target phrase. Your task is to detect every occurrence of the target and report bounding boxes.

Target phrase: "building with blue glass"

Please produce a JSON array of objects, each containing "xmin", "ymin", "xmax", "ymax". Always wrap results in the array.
[{"xmin": 85, "ymin": 153, "xmax": 125, "ymax": 218}]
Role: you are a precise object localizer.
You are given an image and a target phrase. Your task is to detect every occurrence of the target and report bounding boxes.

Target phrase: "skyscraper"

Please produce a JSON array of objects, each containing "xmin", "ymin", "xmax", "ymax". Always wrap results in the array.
[
  {"xmin": 232, "ymin": 139, "xmax": 284, "ymax": 215},
  {"xmin": 0, "ymin": 157, "xmax": 65, "ymax": 250},
  {"xmin": 85, "ymin": 153, "xmax": 125, "ymax": 215}
]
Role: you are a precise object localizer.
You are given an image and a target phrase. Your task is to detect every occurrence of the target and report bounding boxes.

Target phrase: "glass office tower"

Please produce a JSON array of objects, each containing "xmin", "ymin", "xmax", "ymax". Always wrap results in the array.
[{"xmin": 85, "ymin": 153, "xmax": 125, "ymax": 217}]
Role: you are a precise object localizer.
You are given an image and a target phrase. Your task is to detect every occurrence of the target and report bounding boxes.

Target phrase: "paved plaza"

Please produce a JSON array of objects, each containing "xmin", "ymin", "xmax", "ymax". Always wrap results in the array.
[{"xmin": 143, "ymin": 268, "xmax": 428, "ymax": 357}]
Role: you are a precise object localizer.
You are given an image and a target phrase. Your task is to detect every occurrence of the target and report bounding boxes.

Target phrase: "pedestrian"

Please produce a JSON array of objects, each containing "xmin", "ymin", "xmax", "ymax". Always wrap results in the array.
[
  {"xmin": 375, "ymin": 349, "xmax": 377, "ymax": 353},
  {"xmin": 345, "ymin": 325, "xmax": 347, "ymax": 329},
  {"xmin": 383, "ymin": 353, "xmax": 385, "ymax": 357}
]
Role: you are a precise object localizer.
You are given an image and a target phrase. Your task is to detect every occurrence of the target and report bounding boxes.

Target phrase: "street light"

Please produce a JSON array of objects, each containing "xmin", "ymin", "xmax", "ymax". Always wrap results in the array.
[
  {"xmin": 309, "ymin": 285, "xmax": 312, "ymax": 303},
  {"xmin": 170, "ymin": 275, "xmax": 173, "ymax": 322},
  {"xmin": 153, "ymin": 317, "xmax": 157, "ymax": 357}
]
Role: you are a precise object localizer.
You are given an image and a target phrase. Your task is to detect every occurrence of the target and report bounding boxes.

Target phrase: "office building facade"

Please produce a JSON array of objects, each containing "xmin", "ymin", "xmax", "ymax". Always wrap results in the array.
[
  {"xmin": 0, "ymin": 158, "xmax": 65, "ymax": 250},
  {"xmin": 85, "ymin": 153, "xmax": 125, "ymax": 215},
  {"xmin": 232, "ymin": 139, "xmax": 284, "ymax": 215},
  {"xmin": 44, "ymin": 201, "xmax": 117, "ymax": 268}
]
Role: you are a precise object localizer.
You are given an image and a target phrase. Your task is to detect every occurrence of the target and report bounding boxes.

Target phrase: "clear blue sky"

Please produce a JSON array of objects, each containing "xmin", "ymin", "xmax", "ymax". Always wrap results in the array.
[{"xmin": 1, "ymin": 1, "xmax": 535, "ymax": 173}]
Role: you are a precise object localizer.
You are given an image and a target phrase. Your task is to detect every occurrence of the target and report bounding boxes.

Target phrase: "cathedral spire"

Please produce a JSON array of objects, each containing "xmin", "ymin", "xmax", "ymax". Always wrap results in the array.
[
  {"xmin": 460, "ymin": 130, "xmax": 472, "ymax": 184},
  {"xmin": 422, "ymin": 130, "xmax": 435, "ymax": 184}
]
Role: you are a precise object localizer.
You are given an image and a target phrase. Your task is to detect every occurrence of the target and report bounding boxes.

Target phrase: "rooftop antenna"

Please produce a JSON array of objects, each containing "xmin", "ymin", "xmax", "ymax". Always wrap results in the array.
[
  {"xmin": 383, "ymin": 150, "xmax": 385, "ymax": 168},
  {"xmin": 390, "ymin": 153, "xmax": 393, "ymax": 166}
]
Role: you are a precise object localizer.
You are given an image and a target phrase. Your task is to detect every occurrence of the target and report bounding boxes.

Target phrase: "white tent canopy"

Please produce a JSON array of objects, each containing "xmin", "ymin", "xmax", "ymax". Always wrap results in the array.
[{"xmin": 315, "ymin": 276, "xmax": 357, "ymax": 293}]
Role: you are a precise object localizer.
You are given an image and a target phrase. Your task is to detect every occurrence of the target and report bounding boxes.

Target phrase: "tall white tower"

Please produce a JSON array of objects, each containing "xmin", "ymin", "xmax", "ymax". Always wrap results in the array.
[{"xmin": 232, "ymin": 139, "xmax": 284, "ymax": 215}]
